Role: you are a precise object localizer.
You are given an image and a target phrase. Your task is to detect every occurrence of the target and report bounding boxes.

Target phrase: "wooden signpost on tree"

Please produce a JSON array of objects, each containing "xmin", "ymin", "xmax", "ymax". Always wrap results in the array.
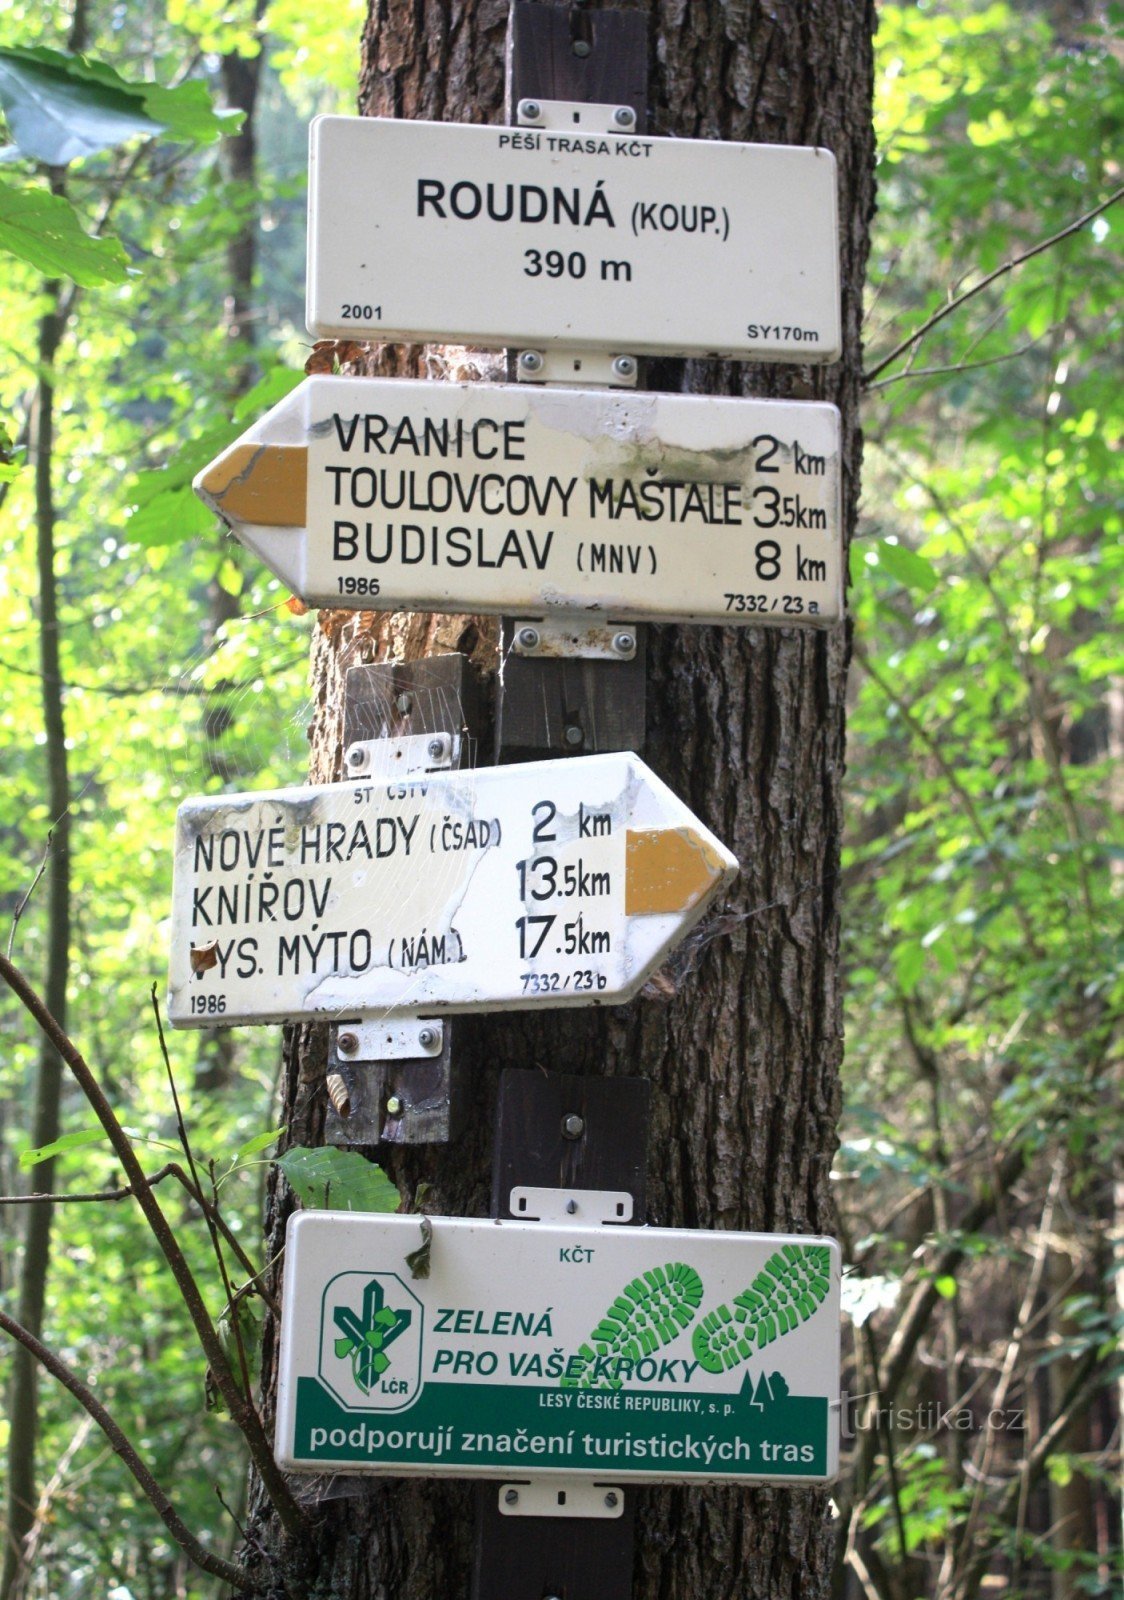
[{"xmin": 234, "ymin": 3, "xmax": 875, "ymax": 1598}]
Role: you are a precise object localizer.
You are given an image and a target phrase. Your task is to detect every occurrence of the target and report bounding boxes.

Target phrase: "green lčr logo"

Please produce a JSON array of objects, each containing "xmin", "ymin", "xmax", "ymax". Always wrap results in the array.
[{"xmin": 332, "ymin": 1278, "xmax": 413, "ymax": 1394}]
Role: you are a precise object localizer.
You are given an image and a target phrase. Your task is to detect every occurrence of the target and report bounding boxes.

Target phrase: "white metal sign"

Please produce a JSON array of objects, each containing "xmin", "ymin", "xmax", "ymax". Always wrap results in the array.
[
  {"xmin": 195, "ymin": 377, "xmax": 842, "ymax": 626},
  {"xmin": 276, "ymin": 1211, "xmax": 841, "ymax": 1484},
  {"xmin": 167, "ymin": 752, "xmax": 737, "ymax": 1027},
  {"xmin": 307, "ymin": 115, "xmax": 841, "ymax": 361}
]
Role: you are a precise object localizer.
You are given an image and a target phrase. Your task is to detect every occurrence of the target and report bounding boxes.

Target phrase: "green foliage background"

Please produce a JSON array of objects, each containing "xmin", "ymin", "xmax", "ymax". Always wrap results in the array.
[{"xmin": 0, "ymin": 0, "xmax": 1119, "ymax": 1595}]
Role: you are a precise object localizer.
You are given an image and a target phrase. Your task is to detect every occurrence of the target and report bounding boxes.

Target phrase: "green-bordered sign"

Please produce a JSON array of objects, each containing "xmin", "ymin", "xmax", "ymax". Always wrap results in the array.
[{"xmin": 275, "ymin": 1212, "xmax": 841, "ymax": 1484}]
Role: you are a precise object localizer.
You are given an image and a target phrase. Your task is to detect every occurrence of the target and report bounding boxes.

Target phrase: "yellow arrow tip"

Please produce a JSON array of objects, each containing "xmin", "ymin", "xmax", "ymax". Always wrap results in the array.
[
  {"xmin": 625, "ymin": 827, "xmax": 734, "ymax": 917},
  {"xmin": 196, "ymin": 442, "xmax": 307, "ymax": 527}
]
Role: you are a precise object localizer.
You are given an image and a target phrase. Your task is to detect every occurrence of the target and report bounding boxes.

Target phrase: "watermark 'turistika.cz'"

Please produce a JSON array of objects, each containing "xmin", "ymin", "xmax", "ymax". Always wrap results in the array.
[{"xmin": 840, "ymin": 1393, "xmax": 1025, "ymax": 1440}]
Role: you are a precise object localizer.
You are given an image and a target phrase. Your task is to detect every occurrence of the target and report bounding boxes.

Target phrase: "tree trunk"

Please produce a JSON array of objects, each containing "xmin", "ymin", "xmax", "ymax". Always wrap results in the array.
[
  {"xmin": 246, "ymin": 3, "xmax": 874, "ymax": 1596},
  {"xmin": 1, "ymin": 258, "xmax": 72, "ymax": 1600}
]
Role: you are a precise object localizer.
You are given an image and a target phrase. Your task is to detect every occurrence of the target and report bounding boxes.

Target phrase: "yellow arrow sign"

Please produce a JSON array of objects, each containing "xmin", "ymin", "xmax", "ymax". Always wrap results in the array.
[
  {"xmin": 191, "ymin": 376, "xmax": 843, "ymax": 626},
  {"xmin": 168, "ymin": 752, "xmax": 738, "ymax": 1027}
]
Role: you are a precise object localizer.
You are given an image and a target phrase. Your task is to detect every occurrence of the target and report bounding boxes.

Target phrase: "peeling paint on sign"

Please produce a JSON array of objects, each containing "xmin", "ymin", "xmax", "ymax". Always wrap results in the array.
[{"xmin": 194, "ymin": 377, "xmax": 843, "ymax": 625}]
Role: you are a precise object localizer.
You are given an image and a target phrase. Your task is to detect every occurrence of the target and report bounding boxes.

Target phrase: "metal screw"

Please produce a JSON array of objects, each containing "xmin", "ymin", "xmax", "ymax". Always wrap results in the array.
[
  {"xmin": 613, "ymin": 106, "xmax": 635, "ymax": 129},
  {"xmin": 386, "ymin": 1095, "xmax": 404, "ymax": 1116},
  {"xmin": 395, "ymin": 692, "xmax": 412, "ymax": 714},
  {"xmin": 518, "ymin": 349, "xmax": 544, "ymax": 375},
  {"xmin": 604, "ymin": 1491, "xmax": 619, "ymax": 1509},
  {"xmin": 519, "ymin": 100, "xmax": 541, "ymax": 122},
  {"xmin": 417, "ymin": 1026, "xmax": 437, "ymax": 1051},
  {"xmin": 565, "ymin": 1199, "xmax": 578, "ymax": 1215},
  {"xmin": 562, "ymin": 1113, "xmax": 584, "ymax": 1140},
  {"xmin": 517, "ymin": 626, "xmax": 540, "ymax": 651},
  {"xmin": 504, "ymin": 1488, "xmax": 519, "ymax": 1506},
  {"xmin": 572, "ymin": 39, "xmax": 591, "ymax": 56},
  {"xmin": 613, "ymin": 630, "xmax": 635, "ymax": 656},
  {"xmin": 563, "ymin": 724, "xmax": 583, "ymax": 747},
  {"xmin": 611, "ymin": 354, "xmax": 637, "ymax": 381},
  {"xmin": 346, "ymin": 747, "xmax": 365, "ymax": 767},
  {"xmin": 337, "ymin": 1031, "xmax": 359, "ymax": 1055},
  {"xmin": 427, "ymin": 736, "xmax": 446, "ymax": 761}
]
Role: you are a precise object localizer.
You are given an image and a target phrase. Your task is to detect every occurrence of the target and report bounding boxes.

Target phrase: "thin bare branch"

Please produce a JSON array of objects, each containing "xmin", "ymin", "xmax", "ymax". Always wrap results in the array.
[
  {"xmin": 0, "ymin": 1307, "xmax": 256, "ymax": 1592},
  {"xmin": 0, "ymin": 1163, "xmax": 277, "ymax": 1317},
  {"xmin": 149, "ymin": 989, "xmax": 256, "ymax": 1404},
  {"xmin": 0, "ymin": 951, "xmax": 307, "ymax": 1541},
  {"xmin": 864, "ymin": 185, "xmax": 1124, "ymax": 385},
  {"xmin": 7, "ymin": 832, "xmax": 52, "ymax": 960}
]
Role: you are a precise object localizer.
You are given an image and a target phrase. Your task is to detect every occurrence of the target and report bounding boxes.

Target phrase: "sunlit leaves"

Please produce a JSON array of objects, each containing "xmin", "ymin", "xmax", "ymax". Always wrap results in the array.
[{"xmin": 0, "ymin": 177, "xmax": 129, "ymax": 282}]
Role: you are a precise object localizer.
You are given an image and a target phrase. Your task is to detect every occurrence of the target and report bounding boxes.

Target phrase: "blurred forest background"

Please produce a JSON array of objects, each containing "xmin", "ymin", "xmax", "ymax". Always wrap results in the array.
[{"xmin": 0, "ymin": 1, "xmax": 1119, "ymax": 1597}]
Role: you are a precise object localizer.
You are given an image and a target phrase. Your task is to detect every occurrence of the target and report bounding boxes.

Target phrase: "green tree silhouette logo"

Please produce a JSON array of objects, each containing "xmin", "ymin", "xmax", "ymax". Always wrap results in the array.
[{"xmin": 333, "ymin": 1277, "xmax": 413, "ymax": 1394}]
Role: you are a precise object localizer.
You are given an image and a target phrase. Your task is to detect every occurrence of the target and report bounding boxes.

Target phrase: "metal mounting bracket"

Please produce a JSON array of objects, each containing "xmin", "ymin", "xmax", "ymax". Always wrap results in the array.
[
  {"xmin": 343, "ymin": 731, "xmax": 459, "ymax": 779},
  {"xmin": 498, "ymin": 1479, "xmax": 625, "ymax": 1520},
  {"xmin": 333, "ymin": 1017, "xmax": 444, "ymax": 1063},
  {"xmin": 515, "ymin": 97, "xmax": 636, "ymax": 135},
  {"xmin": 508, "ymin": 1186, "xmax": 634, "ymax": 1225},
  {"xmin": 515, "ymin": 348, "xmax": 638, "ymax": 388},
  {"xmin": 509, "ymin": 619, "xmax": 637, "ymax": 662}
]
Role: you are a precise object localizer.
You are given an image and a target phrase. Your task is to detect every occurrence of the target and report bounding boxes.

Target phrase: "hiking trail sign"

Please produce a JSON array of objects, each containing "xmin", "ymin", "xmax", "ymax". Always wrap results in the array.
[
  {"xmin": 167, "ymin": 752, "xmax": 737, "ymax": 1027},
  {"xmin": 306, "ymin": 115, "xmax": 840, "ymax": 361},
  {"xmin": 275, "ymin": 1210, "xmax": 842, "ymax": 1484},
  {"xmin": 194, "ymin": 377, "xmax": 843, "ymax": 626}
]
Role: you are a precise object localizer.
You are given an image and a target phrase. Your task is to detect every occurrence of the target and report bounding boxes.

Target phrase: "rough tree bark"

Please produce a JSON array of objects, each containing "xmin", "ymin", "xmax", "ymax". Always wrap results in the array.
[{"xmin": 245, "ymin": 3, "xmax": 874, "ymax": 1596}]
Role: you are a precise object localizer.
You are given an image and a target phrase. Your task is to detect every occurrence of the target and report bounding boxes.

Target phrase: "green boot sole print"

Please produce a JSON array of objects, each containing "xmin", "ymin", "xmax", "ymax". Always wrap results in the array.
[
  {"xmin": 561, "ymin": 1261, "xmax": 705, "ymax": 1389},
  {"xmin": 691, "ymin": 1244, "xmax": 832, "ymax": 1373}
]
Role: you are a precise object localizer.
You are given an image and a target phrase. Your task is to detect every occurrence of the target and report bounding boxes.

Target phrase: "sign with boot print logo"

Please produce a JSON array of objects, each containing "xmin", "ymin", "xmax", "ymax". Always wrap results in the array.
[{"xmin": 276, "ymin": 1212, "xmax": 842, "ymax": 1485}]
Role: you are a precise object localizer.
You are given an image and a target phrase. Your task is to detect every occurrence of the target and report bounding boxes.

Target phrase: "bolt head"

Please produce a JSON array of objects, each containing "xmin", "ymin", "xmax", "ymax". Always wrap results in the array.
[
  {"xmin": 565, "ymin": 1199, "xmax": 578, "ymax": 1215},
  {"xmin": 395, "ymin": 692, "xmax": 412, "ymax": 714},
  {"xmin": 611, "ymin": 355, "xmax": 636, "ymax": 380},
  {"xmin": 519, "ymin": 100, "xmax": 540, "ymax": 122},
  {"xmin": 386, "ymin": 1095, "xmax": 404, "ymax": 1117},
  {"xmin": 604, "ymin": 1491, "xmax": 619, "ymax": 1508},
  {"xmin": 562, "ymin": 1113, "xmax": 584, "ymax": 1140},
  {"xmin": 572, "ymin": 39, "xmax": 591, "ymax": 56},
  {"xmin": 563, "ymin": 724, "xmax": 583, "ymax": 748},
  {"xmin": 613, "ymin": 631, "xmax": 636, "ymax": 656},
  {"xmin": 337, "ymin": 1031, "xmax": 358, "ymax": 1055},
  {"xmin": 346, "ymin": 747, "xmax": 364, "ymax": 766},
  {"xmin": 427, "ymin": 736, "xmax": 446, "ymax": 760},
  {"xmin": 614, "ymin": 106, "xmax": 635, "ymax": 128},
  {"xmin": 517, "ymin": 626, "xmax": 540, "ymax": 651},
  {"xmin": 518, "ymin": 349, "xmax": 544, "ymax": 374},
  {"xmin": 504, "ymin": 1487, "xmax": 519, "ymax": 1505},
  {"xmin": 417, "ymin": 1026, "xmax": 437, "ymax": 1051}
]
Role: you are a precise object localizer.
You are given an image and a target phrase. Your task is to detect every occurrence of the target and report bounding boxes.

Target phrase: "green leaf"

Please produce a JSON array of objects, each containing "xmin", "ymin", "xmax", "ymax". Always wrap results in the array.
[
  {"xmin": 0, "ymin": 178, "xmax": 129, "ymax": 284},
  {"xmin": 0, "ymin": 47, "xmax": 164, "ymax": 165},
  {"xmin": 894, "ymin": 938, "xmax": 926, "ymax": 996},
  {"xmin": 0, "ymin": 47, "xmax": 239, "ymax": 164},
  {"xmin": 234, "ymin": 1125, "xmax": 286, "ymax": 1163},
  {"xmin": 277, "ymin": 1146, "xmax": 399, "ymax": 1213},
  {"xmin": 934, "ymin": 1275, "xmax": 958, "ymax": 1300},
  {"xmin": 20, "ymin": 1127, "xmax": 105, "ymax": 1169},
  {"xmin": 876, "ymin": 538, "xmax": 940, "ymax": 594}
]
